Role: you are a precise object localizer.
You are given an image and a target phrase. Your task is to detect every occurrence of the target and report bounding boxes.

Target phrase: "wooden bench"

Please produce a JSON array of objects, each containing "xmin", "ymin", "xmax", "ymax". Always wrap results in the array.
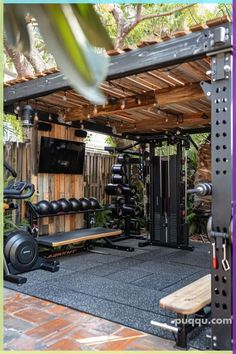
[
  {"xmin": 151, "ymin": 274, "xmax": 211, "ymax": 348},
  {"xmin": 37, "ymin": 227, "xmax": 134, "ymax": 252}
]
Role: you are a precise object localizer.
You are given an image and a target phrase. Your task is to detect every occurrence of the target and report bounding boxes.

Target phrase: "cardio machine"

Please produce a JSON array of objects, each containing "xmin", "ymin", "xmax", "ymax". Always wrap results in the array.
[{"xmin": 3, "ymin": 161, "xmax": 59, "ymax": 285}]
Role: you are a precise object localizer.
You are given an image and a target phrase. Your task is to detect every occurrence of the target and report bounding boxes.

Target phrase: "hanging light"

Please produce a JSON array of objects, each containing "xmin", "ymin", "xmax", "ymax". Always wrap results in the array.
[
  {"xmin": 21, "ymin": 105, "xmax": 34, "ymax": 127},
  {"xmin": 14, "ymin": 104, "xmax": 20, "ymax": 115},
  {"xmin": 62, "ymin": 91, "xmax": 67, "ymax": 101},
  {"xmin": 93, "ymin": 105, "xmax": 98, "ymax": 115},
  {"xmin": 57, "ymin": 110, "xmax": 65, "ymax": 123},
  {"xmin": 165, "ymin": 116, "xmax": 169, "ymax": 123},
  {"xmin": 136, "ymin": 96, "xmax": 141, "ymax": 105},
  {"xmin": 48, "ymin": 112, "xmax": 52, "ymax": 121},
  {"xmin": 80, "ymin": 120, "xmax": 84, "ymax": 129},
  {"xmin": 21, "ymin": 105, "xmax": 34, "ymax": 142},
  {"xmin": 34, "ymin": 111, "xmax": 39, "ymax": 122},
  {"xmin": 121, "ymin": 99, "xmax": 126, "ymax": 110}
]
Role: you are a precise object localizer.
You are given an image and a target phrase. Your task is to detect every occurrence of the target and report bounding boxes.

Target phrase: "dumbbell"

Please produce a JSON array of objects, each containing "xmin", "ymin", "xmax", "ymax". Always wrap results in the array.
[
  {"xmin": 121, "ymin": 185, "xmax": 132, "ymax": 196},
  {"xmin": 117, "ymin": 154, "xmax": 130, "ymax": 164},
  {"xmin": 58, "ymin": 198, "xmax": 72, "ymax": 212},
  {"xmin": 116, "ymin": 196, "xmax": 126, "ymax": 205},
  {"xmin": 50, "ymin": 200, "xmax": 62, "ymax": 214},
  {"xmin": 89, "ymin": 197, "xmax": 101, "ymax": 209},
  {"xmin": 121, "ymin": 205, "xmax": 135, "ymax": 217},
  {"xmin": 107, "ymin": 204, "xmax": 122, "ymax": 217},
  {"xmin": 35, "ymin": 200, "xmax": 52, "ymax": 215},
  {"xmin": 69, "ymin": 198, "xmax": 82, "ymax": 211},
  {"xmin": 112, "ymin": 164, "xmax": 126, "ymax": 175},
  {"xmin": 105, "ymin": 184, "xmax": 123, "ymax": 196},
  {"xmin": 79, "ymin": 197, "xmax": 91, "ymax": 210},
  {"xmin": 111, "ymin": 174, "xmax": 127, "ymax": 184},
  {"xmin": 187, "ymin": 182, "xmax": 212, "ymax": 196}
]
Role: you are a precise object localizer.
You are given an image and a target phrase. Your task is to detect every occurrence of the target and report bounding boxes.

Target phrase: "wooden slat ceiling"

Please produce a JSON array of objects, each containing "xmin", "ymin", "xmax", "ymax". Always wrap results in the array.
[{"xmin": 5, "ymin": 15, "xmax": 231, "ymax": 134}]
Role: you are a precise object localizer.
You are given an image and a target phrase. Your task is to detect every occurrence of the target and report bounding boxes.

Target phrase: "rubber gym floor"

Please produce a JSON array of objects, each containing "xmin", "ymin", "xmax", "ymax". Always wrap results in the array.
[{"xmin": 4, "ymin": 238, "xmax": 211, "ymax": 350}]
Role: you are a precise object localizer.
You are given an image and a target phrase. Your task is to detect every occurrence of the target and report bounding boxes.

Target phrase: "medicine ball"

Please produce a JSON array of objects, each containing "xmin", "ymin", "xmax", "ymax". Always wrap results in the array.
[
  {"xmin": 50, "ymin": 200, "xmax": 62, "ymax": 214},
  {"xmin": 79, "ymin": 197, "xmax": 91, "ymax": 210},
  {"xmin": 89, "ymin": 197, "xmax": 100, "ymax": 210},
  {"xmin": 4, "ymin": 231, "xmax": 39, "ymax": 272},
  {"xmin": 105, "ymin": 184, "xmax": 123, "ymax": 196},
  {"xmin": 36, "ymin": 200, "xmax": 52, "ymax": 215},
  {"xmin": 69, "ymin": 198, "xmax": 82, "ymax": 211},
  {"xmin": 58, "ymin": 198, "xmax": 72, "ymax": 212}
]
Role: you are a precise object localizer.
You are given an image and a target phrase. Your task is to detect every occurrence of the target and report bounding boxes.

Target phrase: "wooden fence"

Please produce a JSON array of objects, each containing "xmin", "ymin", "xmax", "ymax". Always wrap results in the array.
[
  {"xmin": 84, "ymin": 150, "xmax": 115, "ymax": 204},
  {"xmin": 4, "ymin": 143, "xmax": 115, "ymax": 205}
]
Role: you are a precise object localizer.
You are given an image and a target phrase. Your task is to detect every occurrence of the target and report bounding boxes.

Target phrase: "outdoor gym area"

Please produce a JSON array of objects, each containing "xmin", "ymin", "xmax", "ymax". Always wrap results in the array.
[{"xmin": 3, "ymin": 4, "xmax": 233, "ymax": 352}]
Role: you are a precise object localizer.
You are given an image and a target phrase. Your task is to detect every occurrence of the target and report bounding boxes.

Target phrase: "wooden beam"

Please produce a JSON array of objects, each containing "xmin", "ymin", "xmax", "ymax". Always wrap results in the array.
[
  {"xmin": 116, "ymin": 111, "xmax": 211, "ymax": 133},
  {"xmin": 65, "ymin": 91, "xmax": 156, "ymax": 121},
  {"xmin": 65, "ymin": 82, "xmax": 205, "ymax": 121}
]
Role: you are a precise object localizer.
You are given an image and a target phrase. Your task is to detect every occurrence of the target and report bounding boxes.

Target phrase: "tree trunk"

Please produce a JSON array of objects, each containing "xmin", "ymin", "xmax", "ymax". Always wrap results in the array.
[
  {"xmin": 4, "ymin": 36, "xmax": 34, "ymax": 78},
  {"xmin": 25, "ymin": 23, "xmax": 47, "ymax": 73}
]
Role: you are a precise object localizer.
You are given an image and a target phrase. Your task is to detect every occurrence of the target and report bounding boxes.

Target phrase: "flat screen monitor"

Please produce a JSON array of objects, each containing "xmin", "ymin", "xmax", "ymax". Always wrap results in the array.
[{"xmin": 38, "ymin": 137, "xmax": 85, "ymax": 174}]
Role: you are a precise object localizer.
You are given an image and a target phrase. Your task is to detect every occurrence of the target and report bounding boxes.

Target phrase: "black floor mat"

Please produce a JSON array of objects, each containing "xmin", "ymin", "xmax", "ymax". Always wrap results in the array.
[{"xmin": 4, "ymin": 238, "xmax": 211, "ymax": 349}]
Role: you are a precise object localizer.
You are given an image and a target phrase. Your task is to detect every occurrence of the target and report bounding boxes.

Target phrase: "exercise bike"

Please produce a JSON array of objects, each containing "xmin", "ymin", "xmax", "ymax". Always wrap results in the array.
[{"xmin": 4, "ymin": 161, "xmax": 59, "ymax": 285}]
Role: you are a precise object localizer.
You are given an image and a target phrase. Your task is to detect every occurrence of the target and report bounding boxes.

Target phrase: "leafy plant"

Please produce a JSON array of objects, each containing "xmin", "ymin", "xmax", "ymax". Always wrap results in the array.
[
  {"xmin": 4, "ymin": 213, "xmax": 30, "ymax": 234},
  {"xmin": 187, "ymin": 134, "xmax": 210, "ymax": 236},
  {"xmin": 4, "ymin": 4, "xmax": 113, "ymax": 104},
  {"xmin": 95, "ymin": 208, "xmax": 112, "ymax": 227}
]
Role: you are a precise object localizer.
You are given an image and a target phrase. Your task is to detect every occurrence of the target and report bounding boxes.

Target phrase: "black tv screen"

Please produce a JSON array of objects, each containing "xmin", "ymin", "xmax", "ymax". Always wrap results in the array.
[{"xmin": 38, "ymin": 137, "xmax": 85, "ymax": 174}]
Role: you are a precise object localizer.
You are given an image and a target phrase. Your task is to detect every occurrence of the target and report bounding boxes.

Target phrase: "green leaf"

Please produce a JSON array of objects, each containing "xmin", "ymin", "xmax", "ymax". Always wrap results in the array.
[
  {"xmin": 4, "ymin": 4, "xmax": 31, "ymax": 54},
  {"xmin": 72, "ymin": 4, "xmax": 113, "ymax": 50},
  {"xmin": 8, "ymin": 4, "xmax": 110, "ymax": 104}
]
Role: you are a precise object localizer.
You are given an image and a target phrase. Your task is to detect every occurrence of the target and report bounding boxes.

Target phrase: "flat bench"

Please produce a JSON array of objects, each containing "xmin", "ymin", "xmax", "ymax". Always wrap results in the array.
[
  {"xmin": 38, "ymin": 227, "xmax": 134, "ymax": 252},
  {"xmin": 151, "ymin": 274, "xmax": 211, "ymax": 348}
]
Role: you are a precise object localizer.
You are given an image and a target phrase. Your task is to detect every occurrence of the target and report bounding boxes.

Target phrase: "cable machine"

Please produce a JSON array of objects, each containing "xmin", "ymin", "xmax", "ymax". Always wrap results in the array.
[{"xmin": 139, "ymin": 133, "xmax": 191, "ymax": 249}]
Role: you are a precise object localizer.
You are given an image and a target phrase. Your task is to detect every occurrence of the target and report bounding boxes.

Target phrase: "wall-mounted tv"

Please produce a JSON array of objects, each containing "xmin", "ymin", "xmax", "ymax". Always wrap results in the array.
[{"xmin": 38, "ymin": 137, "xmax": 85, "ymax": 174}]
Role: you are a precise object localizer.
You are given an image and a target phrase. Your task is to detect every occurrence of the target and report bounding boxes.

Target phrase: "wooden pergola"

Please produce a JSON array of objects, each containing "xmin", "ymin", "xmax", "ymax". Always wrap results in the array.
[{"xmin": 4, "ymin": 16, "xmax": 231, "ymax": 138}]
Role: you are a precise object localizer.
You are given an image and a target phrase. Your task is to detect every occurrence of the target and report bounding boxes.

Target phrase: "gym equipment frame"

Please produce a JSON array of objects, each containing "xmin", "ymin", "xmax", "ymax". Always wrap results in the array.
[{"xmin": 4, "ymin": 19, "xmax": 233, "ymax": 350}]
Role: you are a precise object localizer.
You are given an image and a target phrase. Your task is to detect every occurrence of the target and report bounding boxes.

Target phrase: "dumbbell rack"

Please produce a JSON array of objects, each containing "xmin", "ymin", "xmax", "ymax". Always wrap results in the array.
[
  {"xmin": 26, "ymin": 202, "xmax": 134, "ymax": 257},
  {"xmin": 106, "ymin": 153, "xmax": 144, "ymax": 240},
  {"xmin": 26, "ymin": 201, "xmax": 103, "ymax": 232}
]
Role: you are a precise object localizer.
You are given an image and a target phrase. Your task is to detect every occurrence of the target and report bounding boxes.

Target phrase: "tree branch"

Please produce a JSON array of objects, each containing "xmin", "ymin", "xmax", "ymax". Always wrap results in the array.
[{"xmin": 127, "ymin": 4, "xmax": 196, "ymax": 37}]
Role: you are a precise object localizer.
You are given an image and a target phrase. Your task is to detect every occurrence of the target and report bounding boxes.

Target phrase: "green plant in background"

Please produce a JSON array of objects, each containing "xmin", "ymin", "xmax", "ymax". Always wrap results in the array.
[
  {"xmin": 95, "ymin": 209, "xmax": 112, "ymax": 227},
  {"xmin": 4, "ymin": 4, "xmax": 113, "ymax": 104},
  {"xmin": 4, "ymin": 213, "xmax": 30, "ymax": 234},
  {"xmin": 187, "ymin": 133, "xmax": 210, "ymax": 236},
  {"xmin": 4, "ymin": 114, "xmax": 24, "ymax": 143},
  {"xmin": 105, "ymin": 135, "xmax": 117, "ymax": 148}
]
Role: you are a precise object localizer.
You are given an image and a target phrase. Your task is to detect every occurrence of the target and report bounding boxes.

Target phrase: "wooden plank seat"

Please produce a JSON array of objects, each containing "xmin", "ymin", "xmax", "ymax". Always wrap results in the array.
[
  {"xmin": 37, "ymin": 227, "xmax": 122, "ymax": 247},
  {"xmin": 37, "ymin": 227, "xmax": 134, "ymax": 253},
  {"xmin": 151, "ymin": 274, "xmax": 211, "ymax": 349}
]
